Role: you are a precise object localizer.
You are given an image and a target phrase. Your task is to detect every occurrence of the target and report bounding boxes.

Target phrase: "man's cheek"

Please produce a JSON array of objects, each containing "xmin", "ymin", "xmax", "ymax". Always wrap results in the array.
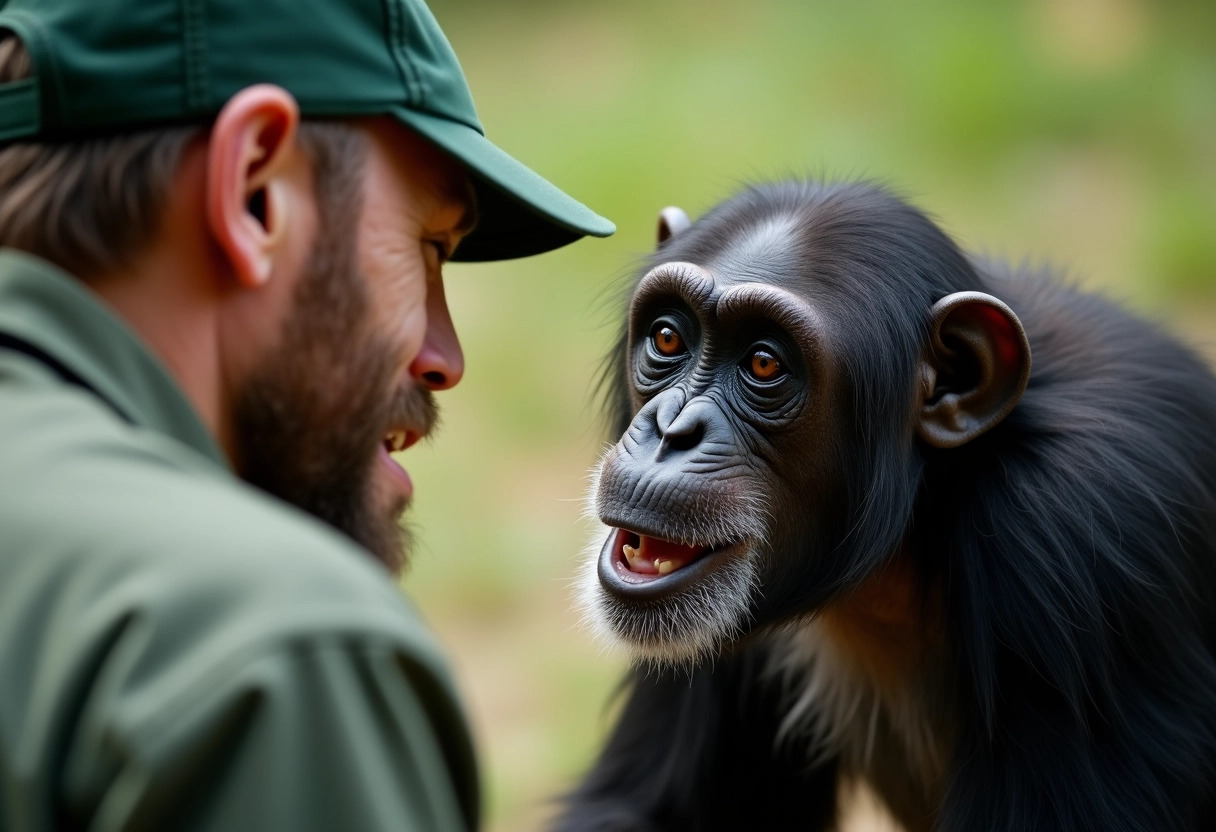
[
  {"xmin": 396, "ymin": 306, "xmax": 428, "ymax": 368},
  {"xmin": 358, "ymin": 264, "xmax": 428, "ymax": 363}
]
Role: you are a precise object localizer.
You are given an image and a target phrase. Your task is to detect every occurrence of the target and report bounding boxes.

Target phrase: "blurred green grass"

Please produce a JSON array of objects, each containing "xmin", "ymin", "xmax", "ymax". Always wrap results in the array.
[{"xmin": 399, "ymin": 1, "xmax": 1216, "ymax": 829}]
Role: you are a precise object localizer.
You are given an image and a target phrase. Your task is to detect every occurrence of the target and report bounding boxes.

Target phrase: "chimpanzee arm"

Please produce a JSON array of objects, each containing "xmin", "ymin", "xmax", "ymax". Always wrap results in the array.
[{"xmin": 552, "ymin": 645, "xmax": 839, "ymax": 832}]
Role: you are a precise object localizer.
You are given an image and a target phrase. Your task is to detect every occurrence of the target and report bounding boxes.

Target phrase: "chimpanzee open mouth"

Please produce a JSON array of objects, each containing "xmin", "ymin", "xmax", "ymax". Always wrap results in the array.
[{"xmin": 597, "ymin": 526, "xmax": 747, "ymax": 599}]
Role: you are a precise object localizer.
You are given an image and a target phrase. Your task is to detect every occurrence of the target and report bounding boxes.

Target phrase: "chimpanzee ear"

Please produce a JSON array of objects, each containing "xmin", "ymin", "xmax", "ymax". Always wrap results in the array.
[
  {"xmin": 657, "ymin": 206, "xmax": 691, "ymax": 246},
  {"xmin": 917, "ymin": 291, "xmax": 1031, "ymax": 449}
]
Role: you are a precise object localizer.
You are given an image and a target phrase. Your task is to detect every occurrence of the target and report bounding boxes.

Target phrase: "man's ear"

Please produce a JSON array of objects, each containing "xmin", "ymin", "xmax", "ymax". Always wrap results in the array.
[
  {"xmin": 917, "ymin": 291, "xmax": 1031, "ymax": 449},
  {"xmin": 205, "ymin": 84, "xmax": 300, "ymax": 288},
  {"xmin": 657, "ymin": 206, "xmax": 690, "ymax": 246}
]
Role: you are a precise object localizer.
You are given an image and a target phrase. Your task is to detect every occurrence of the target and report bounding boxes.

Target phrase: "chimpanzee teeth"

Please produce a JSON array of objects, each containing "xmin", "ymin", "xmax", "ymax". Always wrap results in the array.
[
  {"xmin": 623, "ymin": 544, "xmax": 641, "ymax": 567},
  {"xmin": 384, "ymin": 430, "xmax": 406, "ymax": 452},
  {"xmin": 655, "ymin": 558, "xmax": 676, "ymax": 575}
]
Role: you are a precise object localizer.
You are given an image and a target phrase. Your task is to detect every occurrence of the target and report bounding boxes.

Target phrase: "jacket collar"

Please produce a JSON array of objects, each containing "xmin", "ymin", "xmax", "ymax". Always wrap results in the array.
[{"xmin": 0, "ymin": 249, "xmax": 228, "ymax": 469}]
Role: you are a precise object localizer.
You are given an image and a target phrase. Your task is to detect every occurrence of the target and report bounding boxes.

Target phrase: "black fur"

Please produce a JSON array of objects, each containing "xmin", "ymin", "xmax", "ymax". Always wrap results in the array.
[{"xmin": 558, "ymin": 182, "xmax": 1216, "ymax": 831}]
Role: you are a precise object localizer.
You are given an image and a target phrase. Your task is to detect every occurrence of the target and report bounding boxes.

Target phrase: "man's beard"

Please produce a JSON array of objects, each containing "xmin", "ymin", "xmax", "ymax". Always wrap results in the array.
[{"xmin": 232, "ymin": 199, "xmax": 436, "ymax": 573}]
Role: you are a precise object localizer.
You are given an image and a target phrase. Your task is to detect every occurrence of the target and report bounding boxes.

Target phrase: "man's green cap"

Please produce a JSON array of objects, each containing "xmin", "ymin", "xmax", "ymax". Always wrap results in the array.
[{"xmin": 0, "ymin": 0, "xmax": 614, "ymax": 261}]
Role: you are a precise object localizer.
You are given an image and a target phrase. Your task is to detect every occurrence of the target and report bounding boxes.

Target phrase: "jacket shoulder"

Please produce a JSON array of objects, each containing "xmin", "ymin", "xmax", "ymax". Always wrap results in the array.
[{"xmin": 0, "ymin": 369, "xmax": 439, "ymax": 661}]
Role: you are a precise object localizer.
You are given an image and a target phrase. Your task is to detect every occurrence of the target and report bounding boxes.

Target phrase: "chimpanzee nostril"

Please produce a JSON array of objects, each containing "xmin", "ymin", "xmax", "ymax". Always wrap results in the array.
[
  {"xmin": 664, "ymin": 420, "xmax": 705, "ymax": 453},
  {"xmin": 647, "ymin": 394, "xmax": 712, "ymax": 461}
]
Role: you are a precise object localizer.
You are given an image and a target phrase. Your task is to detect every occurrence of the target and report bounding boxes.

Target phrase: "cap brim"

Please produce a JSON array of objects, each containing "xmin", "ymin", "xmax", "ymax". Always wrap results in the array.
[{"xmin": 389, "ymin": 107, "xmax": 614, "ymax": 262}]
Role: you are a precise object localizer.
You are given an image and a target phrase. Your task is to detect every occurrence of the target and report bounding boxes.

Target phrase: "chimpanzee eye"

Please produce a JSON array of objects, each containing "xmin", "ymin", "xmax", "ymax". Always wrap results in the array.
[
  {"xmin": 652, "ymin": 324, "xmax": 685, "ymax": 357},
  {"xmin": 748, "ymin": 349, "xmax": 783, "ymax": 382}
]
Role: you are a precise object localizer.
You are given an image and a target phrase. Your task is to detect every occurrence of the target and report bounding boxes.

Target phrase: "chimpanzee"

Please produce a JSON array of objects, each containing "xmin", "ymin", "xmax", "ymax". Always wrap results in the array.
[{"xmin": 557, "ymin": 181, "xmax": 1216, "ymax": 832}]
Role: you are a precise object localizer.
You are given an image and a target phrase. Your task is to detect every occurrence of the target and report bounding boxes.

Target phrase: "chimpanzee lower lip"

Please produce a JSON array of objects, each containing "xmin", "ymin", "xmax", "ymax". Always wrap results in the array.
[{"xmin": 597, "ymin": 526, "xmax": 747, "ymax": 601}]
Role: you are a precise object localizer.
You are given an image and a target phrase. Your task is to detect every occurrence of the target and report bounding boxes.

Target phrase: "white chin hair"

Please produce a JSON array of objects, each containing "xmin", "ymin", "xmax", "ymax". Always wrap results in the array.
[{"xmin": 573, "ymin": 457, "xmax": 762, "ymax": 669}]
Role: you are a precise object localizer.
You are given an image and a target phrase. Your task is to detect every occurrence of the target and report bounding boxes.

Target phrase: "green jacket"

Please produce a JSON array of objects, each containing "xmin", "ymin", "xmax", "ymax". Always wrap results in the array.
[{"xmin": 0, "ymin": 251, "xmax": 479, "ymax": 831}]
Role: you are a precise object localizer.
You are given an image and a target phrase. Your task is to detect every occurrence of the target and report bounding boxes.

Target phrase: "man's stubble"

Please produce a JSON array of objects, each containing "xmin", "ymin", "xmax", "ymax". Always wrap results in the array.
[{"xmin": 233, "ymin": 173, "xmax": 436, "ymax": 573}]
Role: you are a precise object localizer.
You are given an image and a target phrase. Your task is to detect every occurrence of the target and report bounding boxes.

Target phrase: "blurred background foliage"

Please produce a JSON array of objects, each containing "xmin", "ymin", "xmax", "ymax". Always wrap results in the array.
[{"xmin": 401, "ymin": 1, "xmax": 1215, "ymax": 829}]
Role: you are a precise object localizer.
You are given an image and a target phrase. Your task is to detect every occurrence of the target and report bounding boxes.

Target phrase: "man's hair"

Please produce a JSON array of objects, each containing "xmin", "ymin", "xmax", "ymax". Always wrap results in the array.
[{"xmin": 0, "ymin": 33, "xmax": 365, "ymax": 279}]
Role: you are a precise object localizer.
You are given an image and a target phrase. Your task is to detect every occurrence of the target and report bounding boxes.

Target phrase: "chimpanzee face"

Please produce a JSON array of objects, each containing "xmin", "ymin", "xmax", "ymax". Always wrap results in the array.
[
  {"xmin": 580, "ymin": 255, "xmax": 849, "ymax": 666},
  {"xmin": 577, "ymin": 200, "xmax": 1029, "ymax": 668}
]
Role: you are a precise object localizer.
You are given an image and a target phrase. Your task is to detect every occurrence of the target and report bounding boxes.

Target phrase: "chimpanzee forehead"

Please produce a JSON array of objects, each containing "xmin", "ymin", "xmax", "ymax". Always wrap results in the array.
[
  {"xmin": 632, "ymin": 257, "xmax": 825, "ymax": 348},
  {"xmin": 695, "ymin": 212, "xmax": 811, "ymax": 295}
]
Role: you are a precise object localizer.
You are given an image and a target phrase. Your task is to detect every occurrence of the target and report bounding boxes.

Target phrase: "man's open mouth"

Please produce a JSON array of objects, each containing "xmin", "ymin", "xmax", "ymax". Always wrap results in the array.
[
  {"xmin": 383, "ymin": 429, "xmax": 420, "ymax": 453},
  {"xmin": 378, "ymin": 428, "xmax": 424, "ymax": 502}
]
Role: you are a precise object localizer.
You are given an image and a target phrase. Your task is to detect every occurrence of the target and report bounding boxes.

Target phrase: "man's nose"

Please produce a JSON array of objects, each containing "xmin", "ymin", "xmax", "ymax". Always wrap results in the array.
[{"xmin": 409, "ymin": 280, "xmax": 464, "ymax": 391}]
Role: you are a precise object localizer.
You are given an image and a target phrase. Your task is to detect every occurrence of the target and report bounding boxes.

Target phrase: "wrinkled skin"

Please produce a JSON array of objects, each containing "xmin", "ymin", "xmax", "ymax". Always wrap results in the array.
[{"xmin": 586, "ymin": 257, "xmax": 852, "ymax": 665}]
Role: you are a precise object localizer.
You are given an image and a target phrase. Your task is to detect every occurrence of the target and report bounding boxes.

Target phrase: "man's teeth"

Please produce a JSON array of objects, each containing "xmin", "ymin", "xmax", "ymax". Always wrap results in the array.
[{"xmin": 385, "ymin": 430, "xmax": 407, "ymax": 452}]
